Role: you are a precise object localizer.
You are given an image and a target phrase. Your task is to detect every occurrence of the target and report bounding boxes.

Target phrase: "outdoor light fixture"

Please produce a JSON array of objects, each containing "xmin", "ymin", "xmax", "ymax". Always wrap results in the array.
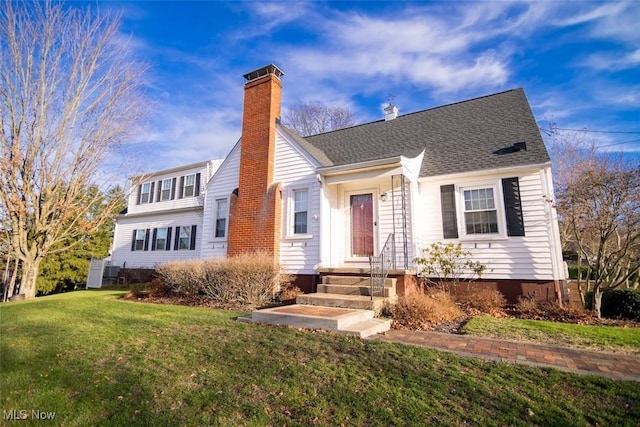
[{"xmin": 380, "ymin": 193, "xmax": 387, "ymax": 201}]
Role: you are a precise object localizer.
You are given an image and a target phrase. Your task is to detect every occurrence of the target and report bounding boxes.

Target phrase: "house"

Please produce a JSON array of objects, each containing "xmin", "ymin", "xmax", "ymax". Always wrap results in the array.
[
  {"xmin": 111, "ymin": 159, "xmax": 223, "ymax": 270},
  {"xmin": 111, "ymin": 64, "xmax": 566, "ymax": 303}
]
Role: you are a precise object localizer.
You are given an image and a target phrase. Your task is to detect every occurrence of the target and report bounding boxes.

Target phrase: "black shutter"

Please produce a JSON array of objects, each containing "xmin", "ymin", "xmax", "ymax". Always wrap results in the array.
[
  {"xmin": 171, "ymin": 178, "xmax": 177, "ymax": 200},
  {"xmin": 190, "ymin": 225, "xmax": 197, "ymax": 250},
  {"xmin": 502, "ymin": 177, "xmax": 525, "ymax": 237},
  {"xmin": 157, "ymin": 180, "xmax": 162, "ymax": 201},
  {"xmin": 174, "ymin": 226, "xmax": 180, "ymax": 250},
  {"xmin": 165, "ymin": 227, "xmax": 172, "ymax": 251},
  {"xmin": 194, "ymin": 173, "xmax": 201, "ymax": 197},
  {"xmin": 131, "ymin": 229, "xmax": 137, "ymax": 251},
  {"xmin": 178, "ymin": 176, "xmax": 184, "ymax": 199},
  {"xmin": 149, "ymin": 182, "xmax": 155, "ymax": 203},
  {"xmin": 151, "ymin": 228, "xmax": 157, "ymax": 251},
  {"xmin": 143, "ymin": 229, "xmax": 150, "ymax": 251},
  {"xmin": 440, "ymin": 185, "xmax": 458, "ymax": 239},
  {"xmin": 136, "ymin": 185, "xmax": 142, "ymax": 205}
]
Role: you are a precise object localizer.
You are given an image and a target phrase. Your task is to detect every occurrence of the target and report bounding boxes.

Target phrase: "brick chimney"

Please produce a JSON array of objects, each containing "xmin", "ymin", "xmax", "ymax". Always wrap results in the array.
[{"xmin": 227, "ymin": 64, "xmax": 284, "ymax": 258}]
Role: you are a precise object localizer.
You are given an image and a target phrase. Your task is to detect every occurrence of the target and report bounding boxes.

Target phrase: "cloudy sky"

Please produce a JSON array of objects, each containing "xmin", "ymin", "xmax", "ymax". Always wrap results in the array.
[{"xmin": 96, "ymin": 1, "xmax": 639, "ymax": 171}]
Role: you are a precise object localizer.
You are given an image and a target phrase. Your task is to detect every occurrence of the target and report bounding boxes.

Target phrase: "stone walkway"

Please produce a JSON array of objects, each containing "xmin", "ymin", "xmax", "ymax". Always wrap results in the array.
[{"xmin": 374, "ymin": 330, "xmax": 640, "ymax": 382}]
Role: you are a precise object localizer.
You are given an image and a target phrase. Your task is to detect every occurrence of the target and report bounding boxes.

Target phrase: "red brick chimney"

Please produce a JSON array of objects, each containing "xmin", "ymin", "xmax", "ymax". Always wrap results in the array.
[{"xmin": 227, "ymin": 64, "xmax": 284, "ymax": 258}]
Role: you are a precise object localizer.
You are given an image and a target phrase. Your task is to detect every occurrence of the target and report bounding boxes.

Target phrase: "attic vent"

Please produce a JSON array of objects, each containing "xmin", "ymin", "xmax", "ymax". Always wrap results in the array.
[
  {"xmin": 513, "ymin": 141, "xmax": 527, "ymax": 151},
  {"xmin": 384, "ymin": 104, "xmax": 398, "ymax": 121}
]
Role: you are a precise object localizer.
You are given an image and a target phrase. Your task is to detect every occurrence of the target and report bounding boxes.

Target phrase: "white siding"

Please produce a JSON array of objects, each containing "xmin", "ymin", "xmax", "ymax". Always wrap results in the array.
[
  {"xmin": 415, "ymin": 168, "xmax": 557, "ymax": 280},
  {"xmin": 274, "ymin": 130, "xmax": 321, "ymax": 274},
  {"xmin": 200, "ymin": 144, "xmax": 241, "ymax": 260},
  {"xmin": 111, "ymin": 210, "xmax": 204, "ymax": 268},
  {"xmin": 127, "ymin": 161, "xmax": 221, "ymax": 216}
]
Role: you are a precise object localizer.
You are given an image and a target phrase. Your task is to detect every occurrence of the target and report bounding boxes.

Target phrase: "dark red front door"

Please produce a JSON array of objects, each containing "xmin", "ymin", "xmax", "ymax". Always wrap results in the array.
[{"xmin": 351, "ymin": 193, "xmax": 374, "ymax": 257}]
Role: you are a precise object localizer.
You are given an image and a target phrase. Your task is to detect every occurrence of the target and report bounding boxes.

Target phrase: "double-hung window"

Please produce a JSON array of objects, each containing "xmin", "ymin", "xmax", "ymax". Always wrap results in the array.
[
  {"xmin": 154, "ymin": 227, "xmax": 168, "ymax": 250},
  {"xmin": 293, "ymin": 189, "xmax": 308, "ymax": 235},
  {"xmin": 133, "ymin": 229, "xmax": 146, "ymax": 251},
  {"xmin": 139, "ymin": 183, "xmax": 151, "ymax": 204},
  {"xmin": 161, "ymin": 179, "xmax": 172, "ymax": 201},
  {"xmin": 463, "ymin": 187, "xmax": 498, "ymax": 234},
  {"xmin": 183, "ymin": 174, "xmax": 195, "ymax": 197},
  {"xmin": 215, "ymin": 199, "xmax": 228, "ymax": 238},
  {"xmin": 178, "ymin": 226, "xmax": 192, "ymax": 250},
  {"xmin": 440, "ymin": 177, "xmax": 525, "ymax": 239}
]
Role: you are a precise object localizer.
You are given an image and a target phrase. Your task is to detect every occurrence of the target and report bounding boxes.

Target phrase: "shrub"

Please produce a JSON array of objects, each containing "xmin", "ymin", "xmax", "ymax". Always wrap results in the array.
[
  {"xmin": 154, "ymin": 259, "xmax": 202, "ymax": 296},
  {"xmin": 278, "ymin": 285, "xmax": 303, "ymax": 303},
  {"xmin": 390, "ymin": 291, "xmax": 463, "ymax": 330},
  {"xmin": 148, "ymin": 278, "xmax": 171, "ymax": 297},
  {"xmin": 154, "ymin": 252, "xmax": 291, "ymax": 307},
  {"xmin": 589, "ymin": 289, "xmax": 640, "ymax": 321},
  {"xmin": 456, "ymin": 288, "xmax": 506, "ymax": 315},
  {"xmin": 415, "ymin": 242, "xmax": 486, "ymax": 293},
  {"xmin": 515, "ymin": 295, "xmax": 539, "ymax": 315},
  {"xmin": 224, "ymin": 251, "xmax": 290, "ymax": 306}
]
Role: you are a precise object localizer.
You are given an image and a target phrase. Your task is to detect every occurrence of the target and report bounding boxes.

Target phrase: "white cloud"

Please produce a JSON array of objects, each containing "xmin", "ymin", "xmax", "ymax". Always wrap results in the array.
[{"xmin": 580, "ymin": 49, "xmax": 640, "ymax": 71}]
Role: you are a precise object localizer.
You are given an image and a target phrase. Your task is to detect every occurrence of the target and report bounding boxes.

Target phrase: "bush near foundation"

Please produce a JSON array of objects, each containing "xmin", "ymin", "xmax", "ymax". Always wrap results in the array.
[
  {"xmin": 390, "ymin": 291, "xmax": 463, "ymax": 330},
  {"xmin": 154, "ymin": 252, "xmax": 290, "ymax": 307},
  {"xmin": 585, "ymin": 289, "xmax": 640, "ymax": 321},
  {"xmin": 456, "ymin": 288, "xmax": 506, "ymax": 315}
]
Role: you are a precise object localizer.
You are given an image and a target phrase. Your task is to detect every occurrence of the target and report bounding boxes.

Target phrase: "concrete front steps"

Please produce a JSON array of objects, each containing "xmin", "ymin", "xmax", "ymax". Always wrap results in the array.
[
  {"xmin": 238, "ymin": 305, "xmax": 392, "ymax": 338},
  {"xmin": 297, "ymin": 274, "xmax": 397, "ymax": 313},
  {"xmin": 240, "ymin": 273, "xmax": 397, "ymax": 337}
]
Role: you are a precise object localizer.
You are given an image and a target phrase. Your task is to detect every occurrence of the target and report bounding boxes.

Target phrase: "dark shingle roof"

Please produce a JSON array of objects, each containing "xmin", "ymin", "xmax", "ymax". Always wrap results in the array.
[{"xmin": 303, "ymin": 88, "xmax": 550, "ymax": 177}]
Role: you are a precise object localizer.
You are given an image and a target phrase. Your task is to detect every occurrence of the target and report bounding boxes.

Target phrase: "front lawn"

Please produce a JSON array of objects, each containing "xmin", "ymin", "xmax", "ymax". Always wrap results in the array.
[
  {"xmin": 462, "ymin": 315, "xmax": 640, "ymax": 354},
  {"xmin": 1, "ymin": 291, "xmax": 638, "ymax": 426}
]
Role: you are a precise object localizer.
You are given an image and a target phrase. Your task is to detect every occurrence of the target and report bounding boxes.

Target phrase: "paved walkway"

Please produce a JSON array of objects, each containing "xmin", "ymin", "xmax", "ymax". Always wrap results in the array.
[{"xmin": 374, "ymin": 330, "xmax": 640, "ymax": 382}]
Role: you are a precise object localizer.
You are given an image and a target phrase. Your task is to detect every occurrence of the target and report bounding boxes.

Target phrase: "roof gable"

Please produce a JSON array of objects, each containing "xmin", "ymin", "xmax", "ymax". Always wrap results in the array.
[{"xmin": 304, "ymin": 89, "xmax": 550, "ymax": 177}]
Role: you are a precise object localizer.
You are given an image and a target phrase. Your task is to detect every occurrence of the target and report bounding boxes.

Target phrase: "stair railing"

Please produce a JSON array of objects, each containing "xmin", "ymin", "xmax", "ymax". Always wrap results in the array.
[{"xmin": 369, "ymin": 233, "xmax": 395, "ymax": 300}]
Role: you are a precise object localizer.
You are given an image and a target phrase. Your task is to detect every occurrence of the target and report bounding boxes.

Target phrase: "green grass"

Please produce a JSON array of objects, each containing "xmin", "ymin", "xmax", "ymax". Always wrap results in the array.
[
  {"xmin": 1, "ymin": 291, "xmax": 639, "ymax": 426},
  {"xmin": 462, "ymin": 315, "xmax": 640, "ymax": 354}
]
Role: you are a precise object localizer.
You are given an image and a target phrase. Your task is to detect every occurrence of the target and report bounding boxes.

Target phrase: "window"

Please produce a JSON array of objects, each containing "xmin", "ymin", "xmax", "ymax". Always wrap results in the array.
[
  {"xmin": 183, "ymin": 174, "xmax": 195, "ymax": 197},
  {"xmin": 161, "ymin": 179, "xmax": 172, "ymax": 201},
  {"xmin": 133, "ymin": 229, "xmax": 146, "ymax": 251},
  {"xmin": 293, "ymin": 189, "xmax": 308, "ymax": 234},
  {"xmin": 153, "ymin": 227, "xmax": 169, "ymax": 251},
  {"xmin": 440, "ymin": 177, "xmax": 525, "ymax": 239},
  {"xmin": 215, "ymin": 199, "xmax": 228, "ymax": 238},
  {"xmin": 463, "ymin": 187, "xmax": 498, "ymax": 234},
  {"xmin": 139, "ymin": 182, "xmax": 151, "ymax": 204},
  {"xmin": 174, "ymin": 225, "xmax": 196, "ymax": 250}
]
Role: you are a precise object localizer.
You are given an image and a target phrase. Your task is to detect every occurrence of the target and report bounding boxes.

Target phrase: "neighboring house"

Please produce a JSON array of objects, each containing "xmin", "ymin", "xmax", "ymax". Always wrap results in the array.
[
  {"xmin": 111, "ymin": 64, "xmax": 566, "ymax": 302},
  {"xmin": 111, "ymin": 160, "xmax": 223, "ymax": 268}
]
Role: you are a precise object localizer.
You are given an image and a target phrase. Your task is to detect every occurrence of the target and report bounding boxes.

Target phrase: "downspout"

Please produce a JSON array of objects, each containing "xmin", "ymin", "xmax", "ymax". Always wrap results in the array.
[{"xmin": 540, "ymin": 166, "xmax": 565, "ymax": 305}]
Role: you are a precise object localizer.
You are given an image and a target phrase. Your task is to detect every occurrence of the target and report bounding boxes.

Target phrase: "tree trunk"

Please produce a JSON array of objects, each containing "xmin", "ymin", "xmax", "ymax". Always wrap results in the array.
[
  {"xmin": 593, "ymin": 286, "xmax": 603, "ymax": 319},
  {"xmin": 19, "ymin": 258, "xmax": 41, "ymax": 299}
]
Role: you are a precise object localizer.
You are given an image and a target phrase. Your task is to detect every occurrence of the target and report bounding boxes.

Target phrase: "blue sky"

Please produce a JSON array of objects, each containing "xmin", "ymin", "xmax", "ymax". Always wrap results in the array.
[{"xmin": 94, "ymin": 1, "xmax": 639, "ymax": 171}]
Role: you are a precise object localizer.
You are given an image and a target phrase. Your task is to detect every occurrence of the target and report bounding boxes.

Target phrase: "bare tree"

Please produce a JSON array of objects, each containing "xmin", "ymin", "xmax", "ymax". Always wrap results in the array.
[
  {"xmin": 0, "ymin": 1, "xmax": 148, "ymax": 298},
  {"xmin": 550, "ymin": 127, "xmax": 640, "ymax": 317},
  {"xmin": 283, "ymin": 102, "xmax": 355, "ymax": 137}
]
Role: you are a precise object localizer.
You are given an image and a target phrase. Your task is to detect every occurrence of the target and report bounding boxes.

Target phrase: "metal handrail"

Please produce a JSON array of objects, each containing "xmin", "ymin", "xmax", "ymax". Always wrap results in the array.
[{"xmin": 369, "ymin": 233, "xmax": 395, "ymax": 300}]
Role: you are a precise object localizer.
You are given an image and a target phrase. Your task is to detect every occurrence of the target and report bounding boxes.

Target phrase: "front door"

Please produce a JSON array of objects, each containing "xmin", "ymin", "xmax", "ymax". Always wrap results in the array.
[{"xmin": 350, "ymin": 193, "xmax": 374, "ymax": 258}]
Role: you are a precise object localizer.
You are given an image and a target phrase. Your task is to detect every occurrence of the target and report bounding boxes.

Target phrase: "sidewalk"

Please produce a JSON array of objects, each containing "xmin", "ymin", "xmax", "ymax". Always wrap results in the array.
[{"xmin": 374, "ymin": 330, "xmax": 640, "ymax": 382}]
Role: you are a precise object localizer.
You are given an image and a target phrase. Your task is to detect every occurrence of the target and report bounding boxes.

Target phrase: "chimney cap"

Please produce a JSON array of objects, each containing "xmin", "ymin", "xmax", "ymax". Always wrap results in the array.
[{"xmin": 243, "ymin": 64, "xmax": 285, "ymax": 82}]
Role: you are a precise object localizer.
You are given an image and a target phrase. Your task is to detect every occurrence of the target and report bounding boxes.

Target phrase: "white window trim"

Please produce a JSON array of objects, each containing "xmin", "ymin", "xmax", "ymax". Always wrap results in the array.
[
  {"xmin": 140, "ymin": 182, "xmax": 152, "ymax": 204},
  {"xmin": 177, "ymin": 226, "xmax": 191, "ymax": 250},
  {"xmin": 455, "ymin": 179, "xmax": 507, "ymax": 240},
  {"xmin": 213, "ymin": 198, "xmax": 228, "ymax": 240},
  {"xmin": 285, "ymin": 187, "xmax": 313, "ymax": 240},
  {"xmin": 183, "ymin": 174, "xmax": 195, "ymax": 198},
  {"xmin": 155, "ymin": 227, "xmax": 168, "ymax": 251},
  {"xmin": 160, "ymin": 179, "xmax": 172, "ymax": 201},
  {"xmin": 134, "ymin": 229, "xmax": 145, "ymax": 251}
]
